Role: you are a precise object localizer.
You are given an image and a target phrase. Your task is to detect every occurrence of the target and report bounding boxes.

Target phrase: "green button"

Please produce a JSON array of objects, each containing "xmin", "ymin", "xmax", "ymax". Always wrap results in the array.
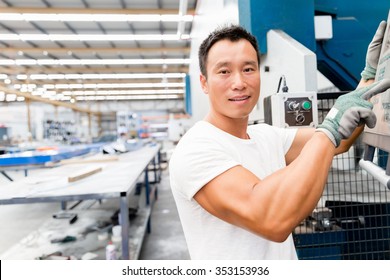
[{"xmin": 302, "ymin": 101, "xmax": 311, "ymax": 110}]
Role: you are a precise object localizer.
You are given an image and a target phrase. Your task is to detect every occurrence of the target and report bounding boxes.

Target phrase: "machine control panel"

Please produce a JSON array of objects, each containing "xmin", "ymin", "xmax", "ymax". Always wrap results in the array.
[
  {"xmin": 284, "ymin": 97, "xmax": 314, "ymax": 126},
  {"xmin": 264, "ymin": 92, "xmax": 318, "ymax": 128}
]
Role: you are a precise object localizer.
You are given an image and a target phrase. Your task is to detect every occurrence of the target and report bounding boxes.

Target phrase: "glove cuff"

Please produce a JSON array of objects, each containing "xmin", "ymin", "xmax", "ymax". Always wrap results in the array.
[
  {"xmin": 316, "ymin": 127, "xmax": 338, "ymax": 147},
  {"xmin": 361, "ymin": 65, "xmax": 376, "ymax": 81}
]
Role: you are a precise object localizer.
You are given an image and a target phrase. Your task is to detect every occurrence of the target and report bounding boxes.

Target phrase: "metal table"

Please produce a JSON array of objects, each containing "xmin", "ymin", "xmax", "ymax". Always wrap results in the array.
[{"xmin": 0, "ymin": 143, "xmax": 161, "ymax": 260}]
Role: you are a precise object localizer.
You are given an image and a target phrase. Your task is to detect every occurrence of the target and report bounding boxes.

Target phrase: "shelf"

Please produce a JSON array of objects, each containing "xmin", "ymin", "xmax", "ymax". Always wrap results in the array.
[{"xmin": 0, "ymin": 203, "xmax": 154, "ymax": 260}]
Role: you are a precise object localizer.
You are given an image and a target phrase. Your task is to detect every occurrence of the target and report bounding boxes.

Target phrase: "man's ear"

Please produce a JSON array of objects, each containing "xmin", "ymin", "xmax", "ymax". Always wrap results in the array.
[{"xmin": 200, "ymin": 74, "xmax": 208, "ymax": 94}]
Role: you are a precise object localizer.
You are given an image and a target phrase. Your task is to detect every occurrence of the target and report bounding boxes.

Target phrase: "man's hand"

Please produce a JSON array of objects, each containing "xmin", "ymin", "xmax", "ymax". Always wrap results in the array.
[
  {"xmin": 317, "ymin": 79, "xmax": 390, "ymax": 147},
  {"xmin": 361, "ymin": 21, "xmax": 387, "ymax": 81}
]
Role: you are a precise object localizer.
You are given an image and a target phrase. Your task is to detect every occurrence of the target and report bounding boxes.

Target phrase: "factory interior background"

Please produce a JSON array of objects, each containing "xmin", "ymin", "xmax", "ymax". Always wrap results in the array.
[{"xmin": 0, "ymin": 0, "xmax": 390, "ymax": 261}]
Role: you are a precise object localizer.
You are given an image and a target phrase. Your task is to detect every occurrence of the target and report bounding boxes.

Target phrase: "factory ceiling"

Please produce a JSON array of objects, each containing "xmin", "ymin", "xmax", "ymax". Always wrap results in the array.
[{"xmin": 0, "ymin": 0, "xmax": 197, "ymax": 109}]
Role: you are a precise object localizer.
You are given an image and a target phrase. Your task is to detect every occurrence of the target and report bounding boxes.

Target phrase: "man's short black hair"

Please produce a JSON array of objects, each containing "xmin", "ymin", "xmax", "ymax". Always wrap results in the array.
[{"xmin": 198, "ymin": 25, "xmax": 260, "ymax": 77}]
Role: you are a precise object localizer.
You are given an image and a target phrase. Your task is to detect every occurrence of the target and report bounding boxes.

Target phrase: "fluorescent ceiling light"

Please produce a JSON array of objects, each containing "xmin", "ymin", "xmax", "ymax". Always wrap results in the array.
[
  {"xmin": 19, "ymin": 84, "xmax": 37, "ymax": 89},
  {"xmin": 0, "ymin": 13, "xmax": 193, "ymax": 22},
  {"xmin": 1, "ymin": 58, "xmax": 190, "ymax": 66},
  {"xmin": 0, "ymin": 33, "xmax": 191, "ymax": 41},
  {"xmin": 61, "ymin": 89, "xmax": 184, "ymax": 96},
  {"xmin": 74, "ymin": 95, "xmax": 182, "ymax": 101},
  {"xmin": 24, "ymin": 73, "xmax": 186, "ymax": 80},
  {"xmin": 46, "ymin": 82, "xmax": 185, "ymax": 89},
  {"xmin": 16, "ymin": 75, "xmax": 28, "ymax": 80},
  {"xmin": 5, "ymin": 94, "xmax": 17, "ymax": 101}
]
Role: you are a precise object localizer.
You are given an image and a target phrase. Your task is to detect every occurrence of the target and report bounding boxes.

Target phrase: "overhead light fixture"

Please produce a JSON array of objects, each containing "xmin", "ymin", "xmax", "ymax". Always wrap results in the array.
[
  {"xmin": 75, "ymin": 95, "xmax": 183, "ymax": 101},
  {"xmin": 61, "ymin": 89, "xmax": 184, "ymax": 96},
  {"xmin": 46, "ymin": 82, "xmax": 185, "ymax": 89},
  {"xmin": 0, "ymin": 33, "xmax": 191, "ymax": 41},
  {"xmin": 5, "ymin": 94, "xmax": 17, "ymax": 102},
  {"xmin": 0, "ymin": 13, "xmax": 193, "ymax": 22},
  {"xmin": 23, "ymin": 73, "xmax": 186, "ymax": 80},
  {"xmin": 1, "ymin": 58, "xmax": 190, "ymax": 66}
]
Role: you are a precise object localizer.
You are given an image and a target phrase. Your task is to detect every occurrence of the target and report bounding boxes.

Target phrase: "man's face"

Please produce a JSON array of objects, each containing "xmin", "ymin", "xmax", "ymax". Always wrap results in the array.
[{"xmin": 200, "ymin": 39, "xmax": 260, "ymax": 121}]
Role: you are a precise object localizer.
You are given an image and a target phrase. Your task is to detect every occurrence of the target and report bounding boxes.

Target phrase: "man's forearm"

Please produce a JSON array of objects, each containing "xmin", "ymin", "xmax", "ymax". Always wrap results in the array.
[
  {"xmin": 335, "ymin": 125, "xmax": 364, "ymax": 155},
  {"xmin": 253, "ymin": 132, "xmax": 335, "ymax": 241}
]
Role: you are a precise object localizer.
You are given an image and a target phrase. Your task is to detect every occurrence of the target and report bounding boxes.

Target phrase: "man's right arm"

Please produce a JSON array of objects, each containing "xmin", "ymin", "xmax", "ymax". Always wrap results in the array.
[
  {"xmin": 194, "ymin": 131, "xmax": 335, "ymax": 242},
  {"xmin": 195, "ymin": 79, "xmax": 390, "ymax": 242}
]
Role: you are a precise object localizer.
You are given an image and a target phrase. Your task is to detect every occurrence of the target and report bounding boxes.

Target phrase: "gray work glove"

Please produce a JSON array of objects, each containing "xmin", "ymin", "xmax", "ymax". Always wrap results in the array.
[
  {"xmin": 361, "ymin": 21, "xmax": 387, "ymax": 80},
  {"xmin": 317, "ymin": 79, "xmax": 390, "ymax": 147}
]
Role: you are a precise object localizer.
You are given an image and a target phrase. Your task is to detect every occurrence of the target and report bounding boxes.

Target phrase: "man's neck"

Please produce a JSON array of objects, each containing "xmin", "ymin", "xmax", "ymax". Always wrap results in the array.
[{"xmin": 204, "ymin": 114, "xmax": 249, "ymax": 139}]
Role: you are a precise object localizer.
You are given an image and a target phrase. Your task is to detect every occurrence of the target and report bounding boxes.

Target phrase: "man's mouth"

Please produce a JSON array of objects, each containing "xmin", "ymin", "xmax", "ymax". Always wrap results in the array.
[{"xmin": 228, "ymin": 96, "xmax": 250, "ymax": 101}]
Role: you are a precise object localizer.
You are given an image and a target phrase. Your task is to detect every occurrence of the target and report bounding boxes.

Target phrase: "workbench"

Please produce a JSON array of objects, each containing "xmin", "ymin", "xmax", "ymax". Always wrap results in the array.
[{"xmin": 0, "ymin": 143, "xmax": 161, "ymax": 260}]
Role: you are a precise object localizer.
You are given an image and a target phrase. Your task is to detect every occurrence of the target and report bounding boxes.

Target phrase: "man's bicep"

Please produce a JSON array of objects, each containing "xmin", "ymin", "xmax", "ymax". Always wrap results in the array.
[
  {"xmin": 193, "ymin": 165, "xmax": 261, "ymax": 227},
  {"xmin": 285, "ymin": 128, "xmax": 315, "ymax": 165}
]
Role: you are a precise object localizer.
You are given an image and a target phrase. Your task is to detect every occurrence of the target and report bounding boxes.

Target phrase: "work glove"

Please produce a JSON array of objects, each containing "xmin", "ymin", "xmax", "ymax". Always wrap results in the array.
[
  {"xmin": 317, "ymin": 79, "xmax": 390, "ymax": 147},
  {"xmin": 361, "ymin": 21, "xmax": 387, "ymax": 80}
]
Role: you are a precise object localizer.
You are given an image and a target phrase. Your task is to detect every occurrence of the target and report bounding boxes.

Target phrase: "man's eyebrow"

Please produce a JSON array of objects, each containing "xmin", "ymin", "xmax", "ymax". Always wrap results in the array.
[
  {"xmin": 245, "ymin": 61, "xmax": 258, "ymax": 67},
  {"xmin": 214, "ymin": 61, "xmax": 230, "ymax": 69},
  {"xmin": 213, "ymin": 60, "xmax": 258, "ymax": 69}
]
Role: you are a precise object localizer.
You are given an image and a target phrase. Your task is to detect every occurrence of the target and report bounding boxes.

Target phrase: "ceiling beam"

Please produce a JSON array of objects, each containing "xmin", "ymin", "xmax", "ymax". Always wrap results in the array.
[
  {"xmin": 0, "ymin": 84, "xmax": 101, "ymax": 115},
  {"xmin": 0, "ymin": 7, "xmax": 196, "ymax": 15}
]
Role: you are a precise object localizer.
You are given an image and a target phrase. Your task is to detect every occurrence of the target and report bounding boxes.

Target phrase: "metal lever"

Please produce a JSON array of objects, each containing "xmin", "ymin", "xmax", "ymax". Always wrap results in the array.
[{"xmin": 359, "ymin": 159, "xmax": 390, "ymax": 189}]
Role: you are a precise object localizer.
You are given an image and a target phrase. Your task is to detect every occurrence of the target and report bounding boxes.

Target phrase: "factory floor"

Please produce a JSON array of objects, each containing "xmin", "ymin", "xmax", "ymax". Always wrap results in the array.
[{"xmin": 0, "ymin": 166, "xmax": 190, "ymax": 260}]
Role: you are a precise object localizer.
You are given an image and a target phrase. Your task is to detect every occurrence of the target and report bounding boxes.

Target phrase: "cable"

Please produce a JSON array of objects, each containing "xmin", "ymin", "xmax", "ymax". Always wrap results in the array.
[
  {"xmin": 276, "ymin": 76, "xmax": 282, "ymax": 93},
  {"xmin": 281, "ymin": 75, "xmax": 289, "ymax": 92},
  {"xmin": 277, "ymin": 75, "xmax": 289, "ymax": 93}
]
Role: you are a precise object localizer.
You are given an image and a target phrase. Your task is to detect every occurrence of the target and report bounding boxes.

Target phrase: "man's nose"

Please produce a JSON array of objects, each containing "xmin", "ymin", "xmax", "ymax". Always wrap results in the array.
[{"xmin": 231, "ymin": 73, "xmax": 246, "ymax": 90}]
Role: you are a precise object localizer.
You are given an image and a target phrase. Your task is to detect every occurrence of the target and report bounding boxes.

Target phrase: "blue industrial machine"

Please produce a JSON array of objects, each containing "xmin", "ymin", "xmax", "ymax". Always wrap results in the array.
[{"xmin": 239, "ymin": 0, "xmax": 389, "ymax": 90}]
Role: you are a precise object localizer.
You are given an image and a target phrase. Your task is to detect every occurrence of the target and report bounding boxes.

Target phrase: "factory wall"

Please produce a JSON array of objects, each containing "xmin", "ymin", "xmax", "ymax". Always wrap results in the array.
[
  {"xmin": 0, "ymin": 97, "xmax": 185, "ymax": 142},
  {"xmin": 0, "ymin": 103, "xmax": 99, "ymax": 142}
]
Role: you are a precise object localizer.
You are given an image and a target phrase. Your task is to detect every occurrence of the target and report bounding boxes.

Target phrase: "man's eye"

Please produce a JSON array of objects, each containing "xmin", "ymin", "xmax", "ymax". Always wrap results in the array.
[
  {"xmin": 218, "ymin": 69, "xmax": 229, "ymax": 74},
  {"xmin": 244, "ymin": 68, "xmax": 254, "ymax": 72}
]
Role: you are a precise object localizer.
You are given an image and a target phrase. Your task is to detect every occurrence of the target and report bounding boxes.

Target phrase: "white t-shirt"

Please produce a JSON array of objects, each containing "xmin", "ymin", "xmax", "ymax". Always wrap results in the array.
[{"xmin": 169, "ymin": 121, "xmax": 298, "ymax": 260}]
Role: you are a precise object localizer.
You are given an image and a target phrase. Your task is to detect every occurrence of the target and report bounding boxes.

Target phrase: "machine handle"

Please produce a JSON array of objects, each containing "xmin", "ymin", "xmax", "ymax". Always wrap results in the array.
[{"xmin": 359, "ymin": 159, "xmax": 390, "ymax": 189}]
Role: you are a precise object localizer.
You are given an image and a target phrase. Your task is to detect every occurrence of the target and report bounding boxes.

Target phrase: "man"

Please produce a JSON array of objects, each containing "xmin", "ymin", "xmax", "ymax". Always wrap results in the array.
[{"xmin": 169, "ymin": 23, "xmax": 389, "ymax": 259}]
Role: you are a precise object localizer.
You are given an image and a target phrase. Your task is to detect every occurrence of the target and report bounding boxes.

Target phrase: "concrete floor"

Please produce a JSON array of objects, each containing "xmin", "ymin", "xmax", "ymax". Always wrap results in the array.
[
  {"xmin": 0, "ymin": 167, "xmax": 190, "ymax": 260},
  {"xmin": 139, "ymin": 171, "xmax": 190, "ymax": 260}
]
